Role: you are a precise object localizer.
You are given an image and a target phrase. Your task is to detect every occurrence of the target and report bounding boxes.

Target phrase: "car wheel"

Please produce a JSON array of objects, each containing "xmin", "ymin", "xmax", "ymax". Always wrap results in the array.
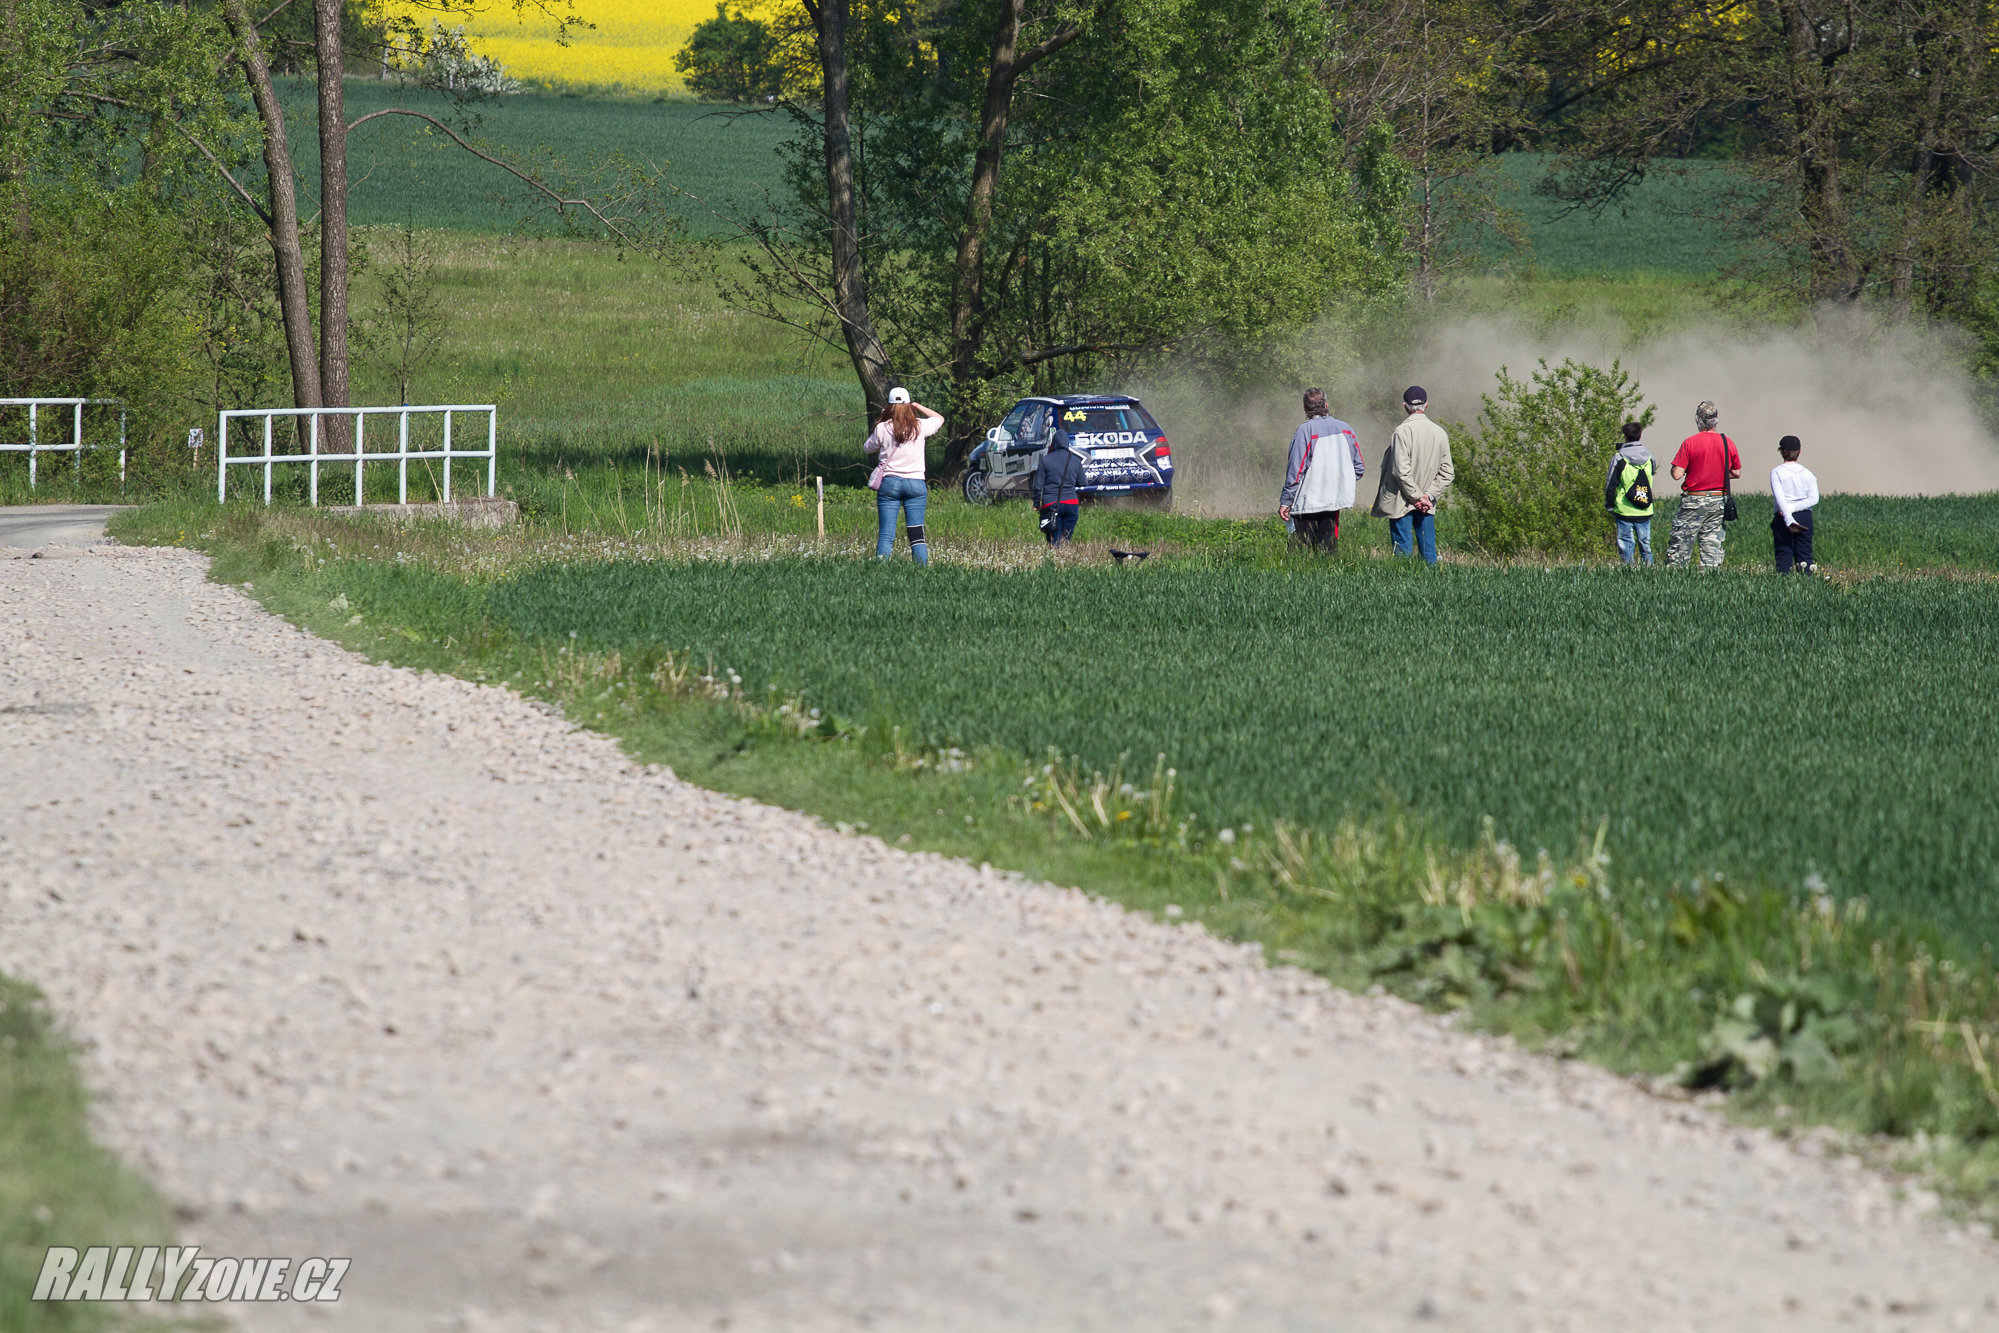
[
  {"xmin": 1136, "ymin": 488, "xmax": 1173, "ymax": 512},
  {"xmin": 963, "ymin": 468, "xmax": 995, "ymax": 505}
]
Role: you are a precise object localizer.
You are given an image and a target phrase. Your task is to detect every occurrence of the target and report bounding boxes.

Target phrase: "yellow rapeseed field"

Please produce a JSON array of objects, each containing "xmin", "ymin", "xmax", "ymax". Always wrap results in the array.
[{"xmin": 394, "ymin": 0, "xmax": 720, "ymax": 92}]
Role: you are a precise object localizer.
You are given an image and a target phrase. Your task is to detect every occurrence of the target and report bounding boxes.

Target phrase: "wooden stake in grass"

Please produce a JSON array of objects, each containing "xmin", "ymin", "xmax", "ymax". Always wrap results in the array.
[{"xmin": 816, "ymin": 476, "xmax": 825, "ymax": 541}]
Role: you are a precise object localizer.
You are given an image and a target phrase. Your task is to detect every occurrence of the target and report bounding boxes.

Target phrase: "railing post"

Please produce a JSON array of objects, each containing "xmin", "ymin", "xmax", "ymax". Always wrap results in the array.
[
  {"xmin": 217, "ymin": 413, "xmax": 228, "ymax": 504},
  {"xmin": 398, "ymin": 409, "xmax": 409, "ymax": 505},
  {"xmin": 309, "ymin": 411, "xmax": 320, "ymax": 507},
  {"xmin": 263, "ymin": 414, "xmax": 274, "ymax": 506},
  {"xmin": 73, "ymin": 401, "xmax": 83, "ymax": 482},
  {"xmin": 27, "ymin": 402, "xmax": 36, "ymax": 491},
  {"xmin": 118, "ymin": 407, "xmax": 128, "ymax": 490},
  {"xmin": 442, "ymin": 409, "xmax": 453, "ymax": 503},
  {"xmin": 354, "ymin": 410, "xmax": 367, "ymax": 507},
  {"xmin": 487, "ymin": 407, "xmax": 497, "ymax": 497}
]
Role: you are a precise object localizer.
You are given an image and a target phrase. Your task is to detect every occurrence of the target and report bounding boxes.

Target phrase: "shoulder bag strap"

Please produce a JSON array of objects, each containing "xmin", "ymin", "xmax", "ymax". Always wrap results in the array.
[{"xmin": 1720, "ymin": 434, "xmax": 1739, "ymax": 523}]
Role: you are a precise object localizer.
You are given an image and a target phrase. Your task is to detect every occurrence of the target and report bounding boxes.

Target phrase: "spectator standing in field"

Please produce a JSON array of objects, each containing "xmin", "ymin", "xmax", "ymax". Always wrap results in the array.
[
  {"xmin": 865, "ymin": 387, "xmax": 942, "ymax": 565},
  {"xmin": 1666, "ymin": 400, "xmax": 1742, "ymax": 569},
  {"xmin": 1604, "ymin": 420, "xmax": 1658, "ymax": 565},
  {"xmin": 1031, "ymin": 423, "xmax": 1085, "ymax": 546},
  {"xmin": 1770, "ymin": 434, "xmax": 1820, "ymax": 574},
  {"xmin": 1277, "ymin": 388, "xmax": 1366, "ymax": 555},
  {"xmin": 1370, "ymin": 385, "xmax": 1453, "ymax": 565}
]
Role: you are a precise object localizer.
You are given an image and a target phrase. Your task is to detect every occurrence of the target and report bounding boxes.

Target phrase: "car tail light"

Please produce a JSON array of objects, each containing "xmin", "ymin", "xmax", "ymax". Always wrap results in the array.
[{"xmin": 1151, "ymin": 439, "xmax": 1170, "ymax": 457}]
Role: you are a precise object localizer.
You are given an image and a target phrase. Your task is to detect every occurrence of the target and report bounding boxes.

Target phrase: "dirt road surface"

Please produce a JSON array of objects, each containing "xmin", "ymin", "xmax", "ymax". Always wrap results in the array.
[
  {"xmin": 2, "ymin": 540, "xmax": 1994, "ymax": 1332},
  {"xmin": 0, "ymin": 503, "xmax": 131, "ymax": 548}
]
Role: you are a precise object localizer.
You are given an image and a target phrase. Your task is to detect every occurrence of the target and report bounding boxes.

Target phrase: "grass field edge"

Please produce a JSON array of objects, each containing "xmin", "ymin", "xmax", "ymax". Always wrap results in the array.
[{"xmin": 104, "ymin": 499, "xmax": 1999, "ymax": 1222}]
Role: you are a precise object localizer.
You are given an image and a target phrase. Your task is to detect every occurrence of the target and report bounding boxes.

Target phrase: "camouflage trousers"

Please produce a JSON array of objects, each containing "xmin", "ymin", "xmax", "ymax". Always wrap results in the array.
[{"xmin": 1667, "ymin": 492, "xmax": 1728, "ymax": 569}]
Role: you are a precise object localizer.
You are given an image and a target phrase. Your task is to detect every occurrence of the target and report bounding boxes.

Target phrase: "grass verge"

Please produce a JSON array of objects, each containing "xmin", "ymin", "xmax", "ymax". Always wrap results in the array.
[{"xmin": 0, "ymin": 978, "xmax": 181, "ymax": 1331}]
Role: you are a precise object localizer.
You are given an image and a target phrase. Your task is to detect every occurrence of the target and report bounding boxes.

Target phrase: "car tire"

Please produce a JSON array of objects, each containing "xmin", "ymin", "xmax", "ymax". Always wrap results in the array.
[
  {"xmin": 1135, "ymin": 488, "xmax": 1173, "ymax": 512},
  {"xmin": 963, "ymin": 468, "xmax": 995, "ymax": 505}
]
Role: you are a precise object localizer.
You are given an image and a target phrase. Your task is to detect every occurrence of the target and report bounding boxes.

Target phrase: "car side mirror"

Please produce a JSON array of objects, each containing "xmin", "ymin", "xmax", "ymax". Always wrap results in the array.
[{"xmin": 986, "ymin": 428, "xmax": 1000, "ymax": 441}]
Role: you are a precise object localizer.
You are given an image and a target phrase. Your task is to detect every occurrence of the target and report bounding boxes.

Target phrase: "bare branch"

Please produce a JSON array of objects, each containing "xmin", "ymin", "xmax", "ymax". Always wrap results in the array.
[{"xmin": 342, "ymin": 108, "xmax": 664, "ymax": 246}]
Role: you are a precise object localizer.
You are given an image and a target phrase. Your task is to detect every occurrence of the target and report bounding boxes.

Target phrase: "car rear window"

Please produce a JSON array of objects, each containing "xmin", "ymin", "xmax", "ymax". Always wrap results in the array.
[{"xmin": 1057, "ymin": 403, "xmax": 1159, "ymax": 437}]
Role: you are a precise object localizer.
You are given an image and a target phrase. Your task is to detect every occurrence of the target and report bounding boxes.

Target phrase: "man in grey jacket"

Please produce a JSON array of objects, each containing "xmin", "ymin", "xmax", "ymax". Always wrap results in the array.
[
  {"xmin": 1030, "ymin": 426, "xmax": 1085, "ymax": 546},
  {"xmin": 1370, "ymin": 385, "xmax": 1454, "ymax": 565},
  {"xmin": 1277, "ymin": 388, "xmax": 1366, "ymax": 554}
]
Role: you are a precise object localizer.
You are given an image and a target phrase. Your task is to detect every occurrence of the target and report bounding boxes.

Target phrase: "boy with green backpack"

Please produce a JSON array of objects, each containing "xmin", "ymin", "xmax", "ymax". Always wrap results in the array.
[{"xmin": 1604, "ymin": 420, "xmax": 1658, "ymax": 565}]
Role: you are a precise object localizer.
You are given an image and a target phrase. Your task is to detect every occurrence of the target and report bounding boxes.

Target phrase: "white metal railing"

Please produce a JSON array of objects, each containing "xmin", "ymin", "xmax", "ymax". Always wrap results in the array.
[
  {"xmin": 0, "ymin": 398, "xmax": 129, "ymax": 489},
  {"xmin": 217, "ymin": 405, "xmax": 497, "ymax": 506}
]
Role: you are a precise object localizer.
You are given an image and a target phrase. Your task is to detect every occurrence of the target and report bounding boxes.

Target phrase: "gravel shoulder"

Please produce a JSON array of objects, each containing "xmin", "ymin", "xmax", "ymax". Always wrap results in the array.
[{"xmin": 1, "ymin": 542, "xmax": 1995, "ymax": 1332}]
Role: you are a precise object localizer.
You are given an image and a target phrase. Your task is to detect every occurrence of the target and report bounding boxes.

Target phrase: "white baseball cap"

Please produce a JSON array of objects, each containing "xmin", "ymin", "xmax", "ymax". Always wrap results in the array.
[{"xmin": 887, "ymin": 386, "xmax": 911, "ymax": 404}]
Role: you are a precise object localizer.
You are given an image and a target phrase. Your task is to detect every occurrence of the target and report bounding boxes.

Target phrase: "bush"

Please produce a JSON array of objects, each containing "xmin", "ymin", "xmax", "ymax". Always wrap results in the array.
[
  {"xmin": 0, "ymin": 184, "xmax": 205, "ymax": 486},
  {"xmin": 1455, "ymin": 357, "xmax": 1655, "ymax": 557}
]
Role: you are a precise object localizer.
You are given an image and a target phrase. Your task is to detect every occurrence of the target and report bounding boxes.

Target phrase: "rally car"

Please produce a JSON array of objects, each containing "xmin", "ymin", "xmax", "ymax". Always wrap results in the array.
[{"xmin": 960, "ymin": 394, "xmax": 1172, "ymax": 507}]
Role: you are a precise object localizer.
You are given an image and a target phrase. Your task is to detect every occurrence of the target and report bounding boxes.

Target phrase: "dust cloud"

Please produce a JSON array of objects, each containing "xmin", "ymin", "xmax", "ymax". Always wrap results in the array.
[{"xmin": 1143, "ymin": 311, "xmax": 1999, "ymax": 517}]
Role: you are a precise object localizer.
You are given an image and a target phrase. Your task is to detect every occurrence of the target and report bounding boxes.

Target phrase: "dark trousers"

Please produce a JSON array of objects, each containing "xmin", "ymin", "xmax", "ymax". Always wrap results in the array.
[
  {"xmin": 1293, "ymin": 510, "xmax": 1340, "ymax": 555},
  {"xmin": 1040, "ymin": 504, "xmax": 1078, "ymax": 545},
  {"xmin": 1773, "ymin": 507, "xmax": 1815, "ymax": 573}
]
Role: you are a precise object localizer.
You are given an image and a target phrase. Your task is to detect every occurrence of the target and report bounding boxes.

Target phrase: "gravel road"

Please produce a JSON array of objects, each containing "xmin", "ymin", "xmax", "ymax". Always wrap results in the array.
[
  {"xmin": 2, "ymin": 539, "xmax": 1995, "ymax": 1332},
  {"xmin": 0, "ymin": 503, "xmax": 131, "ymax": 548}
]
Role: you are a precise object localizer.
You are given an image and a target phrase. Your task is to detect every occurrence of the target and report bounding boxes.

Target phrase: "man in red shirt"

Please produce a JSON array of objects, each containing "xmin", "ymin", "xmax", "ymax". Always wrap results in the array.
[{"xmin": 1666, "ymin": 400, "xmax": 1742, "ymax": 568}]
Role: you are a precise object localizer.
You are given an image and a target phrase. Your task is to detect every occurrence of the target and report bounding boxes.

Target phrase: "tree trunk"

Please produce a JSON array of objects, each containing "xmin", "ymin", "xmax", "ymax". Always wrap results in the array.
[
  {"xmin": 315, "ymin": 0, "xmax": 352, "ymax": 451},
  {"xmin": 1888, "ymin": 28, "xmax": 1951, "ymax": 316},
  {"xmin": 940, "ymin": 0, "xmax": 1027, "ymax": 478},
  {"xmin": 221, "ymin": 0, "xmax": 322, "ymax": 413},
  {"xmin": 1780, "ymin": 0, "xmax": 1859, "ymax": 305},
  {"xmin": 937, "ymin": 5, "xmax": 1083, "ymax": 479},
  {"xmin": 1414, "ymin": 169, "xmax": 1438, "ymax": 302},
  {"xmin": 807, "ymin": 0, "xmax": 891, "ymax": 424}
]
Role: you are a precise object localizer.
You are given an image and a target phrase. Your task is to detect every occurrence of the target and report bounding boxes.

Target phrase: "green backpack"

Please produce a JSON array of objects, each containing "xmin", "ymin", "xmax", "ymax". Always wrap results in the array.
[{"xmin": 1612, "ymin": 457, "xmax": 1656, "ymax": 518}]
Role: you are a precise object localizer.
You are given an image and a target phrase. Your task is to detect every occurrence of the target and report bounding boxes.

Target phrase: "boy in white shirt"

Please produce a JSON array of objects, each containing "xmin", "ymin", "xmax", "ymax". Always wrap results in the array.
[{"xmin": 1770, "ymin": 435, "xmax": 1819, "ymax": 574}]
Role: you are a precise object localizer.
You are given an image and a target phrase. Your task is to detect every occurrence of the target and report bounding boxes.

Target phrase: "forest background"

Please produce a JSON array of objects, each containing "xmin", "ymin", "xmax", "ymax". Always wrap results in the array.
[{"xmin": 5, "ymin": 0, "xmax": 1999, "ymax": 504}]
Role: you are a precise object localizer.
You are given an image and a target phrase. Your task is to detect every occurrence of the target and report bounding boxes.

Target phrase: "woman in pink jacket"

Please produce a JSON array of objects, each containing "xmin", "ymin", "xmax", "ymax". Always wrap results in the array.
[{"xmin": 865, "ymin": 387, "xmax": 943, "ymax": 565}]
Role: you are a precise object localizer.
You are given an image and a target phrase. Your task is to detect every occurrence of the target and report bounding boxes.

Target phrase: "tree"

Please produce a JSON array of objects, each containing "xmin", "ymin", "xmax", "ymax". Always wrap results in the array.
[
  {"xmin": 1321, "ymin": 0, "xmax": 1548, "ymax": 298},
  {"xmin": 716, "ymin": 0, "xmax": 1402, "ymax": 472},
  {"xmin": 799, "ymin": 0, "xmax": 893, "ymax": 414},
  {"xmin": 119, "ymin": 0, "xmax": 678, "ymax": 433},
  {"xmin": 0, "ymin": 0, "xmax": 232, "ymax": 478},
  {"xmin": 1534, "ymin": 0, "xmax": 1999, "ymax": 320},
  {"xmin": 359, "ymin": 208, "xmax": 447, "ymax": 405},
  {"xmin": 675, "ymin": 5, "xmax": 787, "ymax": 102},
  {"xmin": 1455, "ymin": 357, "xmax": 1656, "ymax": 557}
]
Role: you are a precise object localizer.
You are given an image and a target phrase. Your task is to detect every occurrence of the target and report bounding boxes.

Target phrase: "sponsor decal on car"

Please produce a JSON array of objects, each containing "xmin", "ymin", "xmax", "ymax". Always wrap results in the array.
[{"xmin": 1069, "ymin": 431, "xmax": 1155, "ymax": 448}]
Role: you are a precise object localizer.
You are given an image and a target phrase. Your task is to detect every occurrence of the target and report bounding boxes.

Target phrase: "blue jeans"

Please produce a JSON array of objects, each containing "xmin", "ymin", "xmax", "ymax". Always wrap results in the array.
[
  {"xmin": 1040, "ymin": 504, "xmax": 1078, "ymax": 545},
  {"xmin": 876, "ymin": 475, "xmax": 928, "ymax": 564},
  {"xmin": 1615, "ymin": 517, "xmax": 1653, "ymax": 565},
  {"xmin": 1389, "ymin": 511, "xmax": 1437, "ymax": 565}
]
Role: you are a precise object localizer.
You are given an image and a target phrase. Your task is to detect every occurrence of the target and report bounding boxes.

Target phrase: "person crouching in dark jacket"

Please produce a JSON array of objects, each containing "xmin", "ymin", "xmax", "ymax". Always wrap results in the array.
[{"xmin": 1032, "ymin": 429, "xmax": 1085, "ymax": 546}]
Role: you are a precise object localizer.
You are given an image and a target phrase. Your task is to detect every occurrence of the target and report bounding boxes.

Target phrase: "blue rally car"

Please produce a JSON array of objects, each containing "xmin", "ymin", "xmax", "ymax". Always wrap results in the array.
[{"xmin": 961, "ymin": 394, "xmax": 1173, "ymax": 507}]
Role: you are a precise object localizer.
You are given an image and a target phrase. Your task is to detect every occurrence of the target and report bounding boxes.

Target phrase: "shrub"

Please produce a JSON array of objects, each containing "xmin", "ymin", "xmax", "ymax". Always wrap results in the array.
[
  {"xmin": 1455, "ymin": 356, "xmax": 1655, "ymax": 557},
  {"xmin": 0, "ymin": 184, "xmax": 207, "ymax": 486}
]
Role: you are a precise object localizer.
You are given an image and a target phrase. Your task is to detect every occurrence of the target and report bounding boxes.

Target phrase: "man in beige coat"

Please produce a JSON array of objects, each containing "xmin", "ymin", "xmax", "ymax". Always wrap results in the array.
[{"xmin": 1370, "ymin": 385, "xmax": 1454, "ymax": 565}]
